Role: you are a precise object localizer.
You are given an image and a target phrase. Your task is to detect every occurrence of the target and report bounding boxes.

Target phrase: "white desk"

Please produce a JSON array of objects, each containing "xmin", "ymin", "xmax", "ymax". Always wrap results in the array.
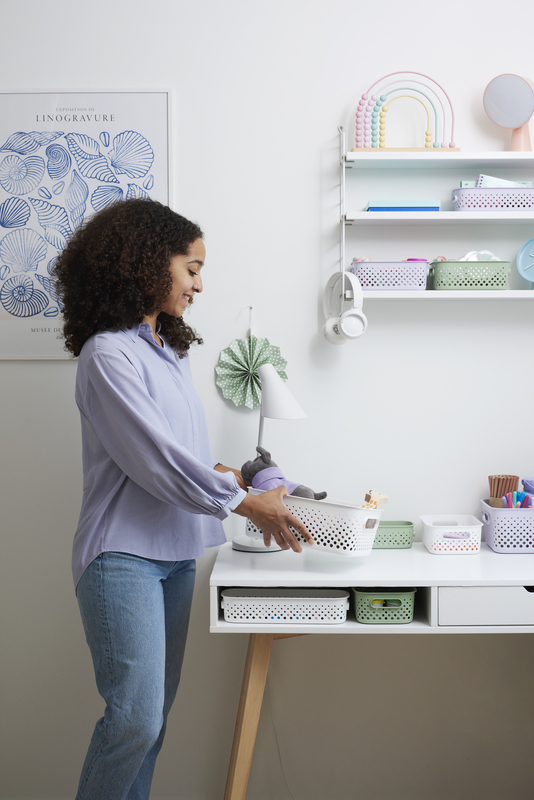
[{"xmin": 210, "ymin": 542, "xmax": 534, "ymax": 799}]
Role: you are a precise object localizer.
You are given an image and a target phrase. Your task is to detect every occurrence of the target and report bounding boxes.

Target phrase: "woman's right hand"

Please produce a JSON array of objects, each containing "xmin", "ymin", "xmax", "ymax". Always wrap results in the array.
[{"xmin": 232, "ymin": 487, "xmax": 315, "ymax": 552}]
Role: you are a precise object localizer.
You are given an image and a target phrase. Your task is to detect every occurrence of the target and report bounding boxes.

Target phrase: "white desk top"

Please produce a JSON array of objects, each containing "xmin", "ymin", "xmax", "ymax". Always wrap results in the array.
[{"xmin": 210, "ymin": 542, "xmax": 534, "ymax": 588}]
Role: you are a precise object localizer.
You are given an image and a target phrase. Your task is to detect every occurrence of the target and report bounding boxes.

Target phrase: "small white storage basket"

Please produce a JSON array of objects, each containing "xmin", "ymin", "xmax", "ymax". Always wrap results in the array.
[
  {"xmin": 452, "ymin": 187, "xmax": 534, "ymax": 211},
  {"xmin": 350, "ymin": 261, "xmax": 428, "ymax": 291},
  {"xmin": 481, "ymin": 500, "xmax": 534, "ymax": 553},
  {"xmin": 221, "ymin": 588, "xmax": 350, "ymax": 624},
  {"xmin": 420, "ymin": 514, "xmax": 482, "ymax": 554},
  {"xmin": 245, "ymin": 489, "xmax": 381, "ymax": 556}
]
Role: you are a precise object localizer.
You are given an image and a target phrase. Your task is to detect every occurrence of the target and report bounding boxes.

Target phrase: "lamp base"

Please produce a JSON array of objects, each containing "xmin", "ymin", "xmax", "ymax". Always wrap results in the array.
[{"xmin": 231, "ymin": 532, "xmax": 282, "ymax": 553}]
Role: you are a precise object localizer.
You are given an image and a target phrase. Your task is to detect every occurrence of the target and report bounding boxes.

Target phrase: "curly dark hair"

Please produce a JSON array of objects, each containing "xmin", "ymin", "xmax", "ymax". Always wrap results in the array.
[{"xmin": 54, "ymin": 198, "xmax": 204, "ymax": 357}]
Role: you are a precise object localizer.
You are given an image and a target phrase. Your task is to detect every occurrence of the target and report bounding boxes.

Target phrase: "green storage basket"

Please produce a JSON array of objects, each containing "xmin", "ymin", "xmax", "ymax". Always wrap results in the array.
[
  {"xmin": 429, "ymin": 260, "xmax": 510, "ymax": 290},
  {"xmin": 373, "ymin": 520, "xmax": 414, "ymax": 549},
  {"xmin": 353, "ymin": 587, "xmax": 417, "ymax": 624}
]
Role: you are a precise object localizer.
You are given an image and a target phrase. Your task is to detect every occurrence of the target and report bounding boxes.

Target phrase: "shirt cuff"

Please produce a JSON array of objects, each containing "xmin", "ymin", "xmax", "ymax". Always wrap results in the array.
[{"xmin": 213, "ymin": 486, "xmax": 247, "ymax": 520}]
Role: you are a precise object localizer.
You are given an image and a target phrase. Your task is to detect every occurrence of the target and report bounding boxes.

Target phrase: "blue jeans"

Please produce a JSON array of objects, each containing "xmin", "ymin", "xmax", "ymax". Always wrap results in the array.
[{"xmin": 75, "ymin": 552, "xmax": 196, "ymax": 800}]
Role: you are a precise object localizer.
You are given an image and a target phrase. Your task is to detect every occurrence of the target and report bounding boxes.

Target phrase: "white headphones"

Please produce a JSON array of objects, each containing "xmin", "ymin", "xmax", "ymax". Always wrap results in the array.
[{"xmin": 323, "ymin": 271, "xmax": 368, "ymax": 345}]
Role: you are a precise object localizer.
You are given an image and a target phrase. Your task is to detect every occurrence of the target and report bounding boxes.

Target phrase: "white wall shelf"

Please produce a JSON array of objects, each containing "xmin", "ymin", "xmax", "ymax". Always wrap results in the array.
[
  {"xmin": 345, "ymin": 152, "xmax": 534, "ymax": 170},
  {"xmin": 345, "ymin": 211, "xmax": 534, "ymax": 226},
  {"xmin": 338, "ymin": 132, "xmax": 534, "ymax": 293},
  {"xmin": 362, "ymin": 290, "xmax": 534, "ymax": 299}
]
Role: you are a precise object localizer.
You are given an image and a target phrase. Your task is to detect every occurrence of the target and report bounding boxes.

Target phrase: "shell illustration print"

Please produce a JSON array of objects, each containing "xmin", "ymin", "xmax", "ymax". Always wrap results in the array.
[
  {"xmin": 29, "ymin": 197, "xmax": 73, "ymax": 249},
  {"xmin": 0, "ymin": 274, "xmax": 49, "ymax": 317},
  {"xmin": 0, "ymin": 131, "xmax": 63, "ymax": 155},
  {"xmin": 90, "ymin": 185, "xmax": 123, "ymax": 212},
  {"xmin": 0, "ymin": 155, "xmax": 46, "ymax": 195},
  {"xmin": 0, "ymin": 228, "xmax": 48, "ymax": 273},
  {"xmin": 109, "ymin": 131, "xmax": 154, "ymax": 179},
  {"xmin": 65, "ymin": 171, "xmax": 89, "ymax": 230},
  {"xmin": 65, "ymin": 133, "xmax": 118, "ymax": 183},
  {"xmin": 0, "ymin": 120, "xmax": 158, "ymax": 324},
  {"xmin": 46, "ymin": 144, "xmax": 72, "ymax": 180},
  {"xmin": 0, "ymin": 197, "xmax": 31, "ymax": 228}
]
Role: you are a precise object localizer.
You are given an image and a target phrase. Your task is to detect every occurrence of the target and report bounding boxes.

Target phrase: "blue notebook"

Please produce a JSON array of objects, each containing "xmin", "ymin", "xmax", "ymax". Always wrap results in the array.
[{"xmin": 365, "ymin": 200, "xmax": 440, "ymax": 212}]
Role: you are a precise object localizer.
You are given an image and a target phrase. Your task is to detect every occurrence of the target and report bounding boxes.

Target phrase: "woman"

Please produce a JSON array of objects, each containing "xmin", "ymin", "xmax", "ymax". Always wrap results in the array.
[{"xmin": 54, "ymin": 198, "xmax": 313, "ymax": 800}]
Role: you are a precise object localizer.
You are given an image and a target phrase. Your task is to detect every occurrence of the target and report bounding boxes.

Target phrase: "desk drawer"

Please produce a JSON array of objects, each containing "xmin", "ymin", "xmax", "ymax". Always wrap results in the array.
[{"xmin": 438, "ymin": 586, "xmax": 534, "ymax": 626}]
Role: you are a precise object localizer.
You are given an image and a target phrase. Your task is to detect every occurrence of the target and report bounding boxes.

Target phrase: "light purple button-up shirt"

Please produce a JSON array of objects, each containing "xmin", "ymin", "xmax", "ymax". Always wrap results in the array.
[{"xmin": 72, "ymin": 323, "xmax": 246, "ymax": 587}]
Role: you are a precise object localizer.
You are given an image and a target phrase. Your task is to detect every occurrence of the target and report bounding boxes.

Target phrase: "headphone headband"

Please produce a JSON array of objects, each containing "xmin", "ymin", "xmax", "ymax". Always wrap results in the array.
[{"xmin": 323, "ymin": 271, "xmax": 363, "ymax": 320}]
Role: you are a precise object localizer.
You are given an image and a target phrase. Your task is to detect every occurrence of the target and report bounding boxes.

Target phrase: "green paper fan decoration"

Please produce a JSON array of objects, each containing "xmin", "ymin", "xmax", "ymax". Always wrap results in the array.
[{"xmin": 215, "ymin": 336, "xmax": 287, "ymax": 409}]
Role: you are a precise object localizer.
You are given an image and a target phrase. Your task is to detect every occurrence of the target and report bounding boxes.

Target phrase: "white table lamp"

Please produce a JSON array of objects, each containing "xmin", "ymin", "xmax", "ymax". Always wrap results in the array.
[
  {"xmin": 232, "ymin": 363, "xmax": 307, "ymax": 552},
  {"xmin": 256, "ymin": 363, "xmax": 306, "ymax": 446}
]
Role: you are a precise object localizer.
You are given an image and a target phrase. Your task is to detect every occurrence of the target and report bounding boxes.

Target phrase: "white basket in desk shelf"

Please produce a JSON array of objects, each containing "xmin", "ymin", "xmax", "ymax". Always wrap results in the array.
[
  {"xmin": 245, "ymin": 489, "xmax": 382, "ymax": 556},
  {"xmin": 221, "ymin": 588, "xmax": 350, "ymax": 624},
  {"xmin": 420, "ymin": 515, "xmax": 482, "ymax": 555}
]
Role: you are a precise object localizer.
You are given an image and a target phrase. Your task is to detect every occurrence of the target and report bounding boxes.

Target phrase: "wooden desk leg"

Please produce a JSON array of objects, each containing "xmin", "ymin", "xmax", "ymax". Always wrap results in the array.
[{"xmin": 224, "ymin": 633, "xmax": 274, "ymax": 800}]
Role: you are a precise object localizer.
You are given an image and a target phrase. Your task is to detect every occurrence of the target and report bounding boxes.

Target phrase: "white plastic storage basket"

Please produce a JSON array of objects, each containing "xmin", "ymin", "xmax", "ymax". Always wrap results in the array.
[
  {"xmin": 245, "ymin": 489, "xmax": 382, "ymax": 557},
  {"xmin": 452, "ymin": 187, "xmax": 534, "ymax": 211},
  {"xmin": 481, "ymin": 500, "xmax": 534, "ymax": 553},
  {"xmin": 221, "ymin": 588, "xmax": 350, "ymax": 624},
  {"xmin": 350, "ymin": 261, "xmax": 428, "ymax": 291},
  {"xmin": 420, "ymin": 515, "xmax": 482, "ymax": 554}
]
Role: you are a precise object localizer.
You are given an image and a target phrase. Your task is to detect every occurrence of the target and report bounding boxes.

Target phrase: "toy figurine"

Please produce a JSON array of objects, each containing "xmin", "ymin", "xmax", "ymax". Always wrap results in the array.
[
  {"xmin": 241, "ymin": 446, "xmax": 327, "ymax": 500},
  {"xmin": 359, "ymin": 490, "xmax": 389, "ymax": 509}
]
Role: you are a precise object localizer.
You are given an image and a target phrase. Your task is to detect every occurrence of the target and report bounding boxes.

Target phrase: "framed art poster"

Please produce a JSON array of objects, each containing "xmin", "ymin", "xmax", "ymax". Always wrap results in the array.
[{"xmin": 0, "ymin": 89, "xmax": 170, "ymax": 359}]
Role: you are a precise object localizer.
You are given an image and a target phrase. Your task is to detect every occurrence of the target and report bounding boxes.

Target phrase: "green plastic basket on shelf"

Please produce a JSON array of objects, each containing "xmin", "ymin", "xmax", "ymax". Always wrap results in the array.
[
  {"xmin": 353, "ymin": 588, "xmax": 417, "ymax": 624},
  {"xmin": 373, "ymin": 520, "xmax": 414, "ymax": 549},
  {"xmin": 429, "ymin": 260, "xmax": 510, "ymax": 290}
]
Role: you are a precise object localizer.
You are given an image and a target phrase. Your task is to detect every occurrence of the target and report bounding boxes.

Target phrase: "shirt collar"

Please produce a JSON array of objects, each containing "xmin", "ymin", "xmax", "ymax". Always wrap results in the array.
[{"xmin": 125, "ymin": 322, "xmax": 162, "ymax": 344}]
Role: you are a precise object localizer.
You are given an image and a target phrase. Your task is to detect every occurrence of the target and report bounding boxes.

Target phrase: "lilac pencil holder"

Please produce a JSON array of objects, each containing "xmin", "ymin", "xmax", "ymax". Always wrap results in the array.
[{"xmin": 481, "ymin": 500, "xmax": 534, "ymax": 553}]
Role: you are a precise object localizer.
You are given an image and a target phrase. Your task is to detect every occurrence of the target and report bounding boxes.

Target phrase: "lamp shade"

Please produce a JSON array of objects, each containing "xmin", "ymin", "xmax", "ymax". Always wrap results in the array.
[{"xmin": 257, "ymin": 363, "xmax": 307, "ymax": 420}]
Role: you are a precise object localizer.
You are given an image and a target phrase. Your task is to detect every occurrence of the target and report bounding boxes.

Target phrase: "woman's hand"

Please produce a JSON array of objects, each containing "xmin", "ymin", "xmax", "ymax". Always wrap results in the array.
[
  {"xmin": 232, "ymin": 486, "xmax": 315, "ymax": 552},
  {"xmin": 214, "ymin": 463, "xmax": 248, "ymax": 491}
]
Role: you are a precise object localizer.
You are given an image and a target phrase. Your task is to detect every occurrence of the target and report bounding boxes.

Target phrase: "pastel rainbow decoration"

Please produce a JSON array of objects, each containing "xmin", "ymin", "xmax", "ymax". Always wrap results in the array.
[
  {"xmin": 355, "ymin": 71, "xmax": 456, "ymax": 150},
  {"xmin": 379, "ymin": 95, "xmax": 434, "ymax": 149}
]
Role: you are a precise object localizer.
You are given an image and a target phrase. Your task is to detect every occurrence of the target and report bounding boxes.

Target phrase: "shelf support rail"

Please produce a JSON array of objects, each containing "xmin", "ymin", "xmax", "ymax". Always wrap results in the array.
[{"xmin": 339, "ymin": 125, "xmax": 346, "ymax": 299}]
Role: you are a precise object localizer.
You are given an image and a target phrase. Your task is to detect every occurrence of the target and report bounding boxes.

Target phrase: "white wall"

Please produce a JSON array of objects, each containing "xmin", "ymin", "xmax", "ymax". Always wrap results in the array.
[{"xmin": 1, "ymin": 0, "xmax": 534, "ymax": 798}]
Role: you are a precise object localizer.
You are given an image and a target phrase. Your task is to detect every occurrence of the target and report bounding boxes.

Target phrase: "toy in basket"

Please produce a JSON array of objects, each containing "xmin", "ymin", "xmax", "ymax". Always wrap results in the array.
[
  {"xmin": 481, "ymin": 500, "xmax": 534, "ymax": 553},
  {"xmin": 245, "ymin": 489, "xmax": 383, "ymax": 556},
  {"xmin": 420, "ymin": 515, "xmax": 482, "ymax": 554}
]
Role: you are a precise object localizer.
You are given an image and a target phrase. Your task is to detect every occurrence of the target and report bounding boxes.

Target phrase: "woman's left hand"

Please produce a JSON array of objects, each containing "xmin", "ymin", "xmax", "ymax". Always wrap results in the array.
[{"xmin": 214, "ymin": 463, "xmax": 247, "ymax": 491}]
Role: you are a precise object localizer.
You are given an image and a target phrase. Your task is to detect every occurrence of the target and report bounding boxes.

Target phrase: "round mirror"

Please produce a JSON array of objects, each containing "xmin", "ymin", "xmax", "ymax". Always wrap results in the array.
[{"xmin": 483, "ymin": 74, "xmax": 534, "ymax": 150}]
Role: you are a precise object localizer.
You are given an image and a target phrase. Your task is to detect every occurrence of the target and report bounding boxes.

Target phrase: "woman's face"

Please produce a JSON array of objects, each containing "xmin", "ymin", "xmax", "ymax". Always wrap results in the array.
[{"xmin": 160, "ymin": 238, "xmax": 205, "ymax": 318}]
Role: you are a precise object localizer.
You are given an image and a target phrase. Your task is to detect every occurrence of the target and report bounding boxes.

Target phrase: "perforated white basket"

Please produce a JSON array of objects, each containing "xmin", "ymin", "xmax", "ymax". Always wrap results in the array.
[
  {"xmin": 481, "ymin": 500, "xmax": 534, "ymax": 553},
  {"xmin": 452, "ymin": 187, "xmax": 534, "ymax": 211},
  {"xmin": 420, "ymin": 514, "xmax": 482, "ymax": 555},
  {"xmin": 350, "ymin": 261, "xmax": 428, "ymax": 291},
  {"xmin": 245, "ymin": 489, "xmax": 382, "ymax": 556},
  {"xmin": 221, "ymin": 588, "xmax": 350, "ymax": 624}
]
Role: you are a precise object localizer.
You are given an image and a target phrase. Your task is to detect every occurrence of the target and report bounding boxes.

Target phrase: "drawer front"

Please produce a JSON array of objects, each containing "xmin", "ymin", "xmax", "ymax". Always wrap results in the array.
[{"xmin": 438, "ymin": 586, "xmax": 534, "ymax": 626}]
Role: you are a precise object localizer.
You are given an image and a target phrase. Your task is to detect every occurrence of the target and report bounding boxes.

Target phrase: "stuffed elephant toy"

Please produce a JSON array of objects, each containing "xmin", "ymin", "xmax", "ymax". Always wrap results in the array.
[{"xmin": 241, "ymin": 446, "xmax": 327, "ymax": 501}]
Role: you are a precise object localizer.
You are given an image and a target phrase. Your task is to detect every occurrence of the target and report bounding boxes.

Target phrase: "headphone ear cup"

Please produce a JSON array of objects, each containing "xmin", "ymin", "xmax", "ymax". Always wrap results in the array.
[
  {"xmin": 323, "ymin": 316, "xmax": 347, "ymax": 345},
  {"xmin": 339, "ymin": 308, "xmax": 368, "ymax": 339}
]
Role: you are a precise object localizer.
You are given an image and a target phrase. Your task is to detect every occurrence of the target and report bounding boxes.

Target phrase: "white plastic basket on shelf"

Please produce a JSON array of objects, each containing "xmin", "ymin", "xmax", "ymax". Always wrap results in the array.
[
  {"xmin": 350, "ymin": 261, "xmax": 429, "ymax": 291},
  {"xmin": 481, "ymin": 500, "xmax": 534, "ymax": 553},
  {"xmin": 452, "ymin": 187, "xmax": 534, "ymax": 211},
  {"xmin": 420, "ymin": 514, "xmax": 482, "ymax": 554},
  {"xmin": 221, "ymin": 588, "xmax": 350, "ymax": 624},
  {"xmin": 245, "ymin": 489, "xmax": 382, "ymax": 556}
]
